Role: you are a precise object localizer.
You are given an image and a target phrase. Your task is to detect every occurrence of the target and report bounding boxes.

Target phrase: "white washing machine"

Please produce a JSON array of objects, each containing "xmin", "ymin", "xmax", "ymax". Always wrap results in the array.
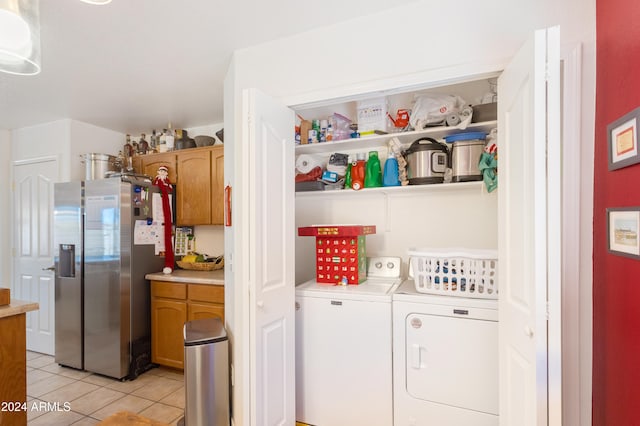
[
  {"xmin": 295, "ymin": 257, "xmax": 402, "ymax": 426},
  {"xmin": 393, "ymin": 280, "xmax": 499, "ymax": 426}
]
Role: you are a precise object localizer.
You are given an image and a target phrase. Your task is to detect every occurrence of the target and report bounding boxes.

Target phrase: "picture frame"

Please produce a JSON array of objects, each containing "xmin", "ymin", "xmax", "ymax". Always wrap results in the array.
[
  {"xmin": 608, "ymin": 107, "xmax": 640, "ymax": 170},
  {"xmin": 607, "ymin": 207, "xmax": 640, "ymax": 259}
]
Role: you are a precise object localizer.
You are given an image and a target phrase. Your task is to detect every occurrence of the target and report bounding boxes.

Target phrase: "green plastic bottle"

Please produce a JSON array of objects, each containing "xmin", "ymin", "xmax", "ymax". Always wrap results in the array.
[
  {"xmin": 344, "ymin": 161, "xmax": 352, "ymax": 189},
  {"xmin": 364, "ymin": 151, "xmax": 382, "ymax": 188}
]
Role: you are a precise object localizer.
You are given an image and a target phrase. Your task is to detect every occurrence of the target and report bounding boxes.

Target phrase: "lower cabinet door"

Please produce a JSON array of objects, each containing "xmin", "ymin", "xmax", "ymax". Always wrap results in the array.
[
  {"xmin": 188, "ymin": 302, "xmax": 224, "ymax": 322},
  {"xmin": 151, "ymin": 298, "xmax": 187, "ymax": 369}
]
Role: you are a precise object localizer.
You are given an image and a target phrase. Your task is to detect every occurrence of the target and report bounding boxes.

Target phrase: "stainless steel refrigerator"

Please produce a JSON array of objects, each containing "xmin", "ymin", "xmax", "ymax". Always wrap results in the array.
[{"xmin": 54, "ymin": 176, "xmax": 165, "ymax": 380}]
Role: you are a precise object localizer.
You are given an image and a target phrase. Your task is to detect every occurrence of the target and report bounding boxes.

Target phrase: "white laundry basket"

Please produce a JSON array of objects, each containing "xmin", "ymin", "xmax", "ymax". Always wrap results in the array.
[{"xmin": 409, "ymin": 248, "xmax": 498, "ymax": 299}]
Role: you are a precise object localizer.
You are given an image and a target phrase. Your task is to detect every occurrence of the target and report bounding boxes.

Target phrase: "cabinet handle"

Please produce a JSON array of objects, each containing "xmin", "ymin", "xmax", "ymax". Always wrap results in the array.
[
  {"xmin": 225, "ymin": 185, "xmax": 232, "ymax": 227},
  {"xmin": 257, "ymin": 300, "xmax": 264, "ymax": 309},
  {"xmin": 524, "ymin": 326, "xmax": 534, "ymax": 338}
]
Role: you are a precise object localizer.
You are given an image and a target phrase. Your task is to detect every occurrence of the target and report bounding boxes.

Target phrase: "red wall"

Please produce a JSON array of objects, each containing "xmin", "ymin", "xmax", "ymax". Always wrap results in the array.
[{"xmin": 594, "ymin": 0, "xmax": 640, "ymax": 423}]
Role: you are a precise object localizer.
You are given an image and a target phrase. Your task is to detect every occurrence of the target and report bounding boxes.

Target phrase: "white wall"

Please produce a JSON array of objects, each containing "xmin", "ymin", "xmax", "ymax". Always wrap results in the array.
[
  {"xmin": 295, "ymin": 189, "xmax": 498, "ymax": 283},
  {"xmin": 186, "ymin": 123, "xmax": 224, "ymax": 145},
  {"xmin": 225, "ymin": 1, "xmax": 596, "ymax": 424},
  {"xmin": 69, "ymin": 120, "xmax": 124, "ymax": 181},
  {"xmin": 12, "ymin": 119, "xmax": 70, "ymax": 173},
  {"xmin": 232, "ymin": 0, "xmax": 594, "ymax": 108},
  {"xmin": 11, "ymin": 119, "xmax": 124, "ymax": 182},
  {"xmin": 0, "ymin": 130, "xmax": 10, "ymax": 288}
]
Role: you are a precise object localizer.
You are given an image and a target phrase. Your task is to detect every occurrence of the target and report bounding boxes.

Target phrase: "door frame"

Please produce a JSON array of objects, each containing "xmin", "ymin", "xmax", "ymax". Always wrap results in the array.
[
  {"xmin": 228, "ymin": 35, "xmax": 575, "ymax": 424},
  {"xmin": 560, "ymin": 42, "xmax": 593, "ymax": 426}
]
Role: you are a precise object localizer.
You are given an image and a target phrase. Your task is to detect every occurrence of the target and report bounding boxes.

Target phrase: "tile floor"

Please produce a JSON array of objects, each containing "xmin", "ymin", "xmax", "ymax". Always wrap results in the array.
[{"xmin": 26, "ymin": 351, "xmax": 185, "ymax": 425}]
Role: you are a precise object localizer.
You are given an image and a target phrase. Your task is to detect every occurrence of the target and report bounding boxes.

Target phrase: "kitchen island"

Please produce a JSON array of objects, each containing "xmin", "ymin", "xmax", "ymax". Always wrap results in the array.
[
  {"xmin": 0, "ymin": 299, "xmax": 39, "ymax": 426},
  {"xmin": 146, "ymin": 269, "xmax": 224, "ymax": 369}
]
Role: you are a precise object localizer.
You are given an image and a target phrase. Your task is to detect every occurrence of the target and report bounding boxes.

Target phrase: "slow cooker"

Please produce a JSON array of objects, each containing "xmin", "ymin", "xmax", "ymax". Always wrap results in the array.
[
  {"xmin": 404, "ymin": 137, "xmax": 449, "ymax": 185},
  {"xmin": 443, "ymin": 132, "xmax": 487, "ymax": 182}
]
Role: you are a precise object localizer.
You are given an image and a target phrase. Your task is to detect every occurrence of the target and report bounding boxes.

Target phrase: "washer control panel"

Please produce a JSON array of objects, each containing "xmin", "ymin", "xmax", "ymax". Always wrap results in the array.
[{"xmin": 367, "ymin": 256, "xmax": 402, "ymax": 279}]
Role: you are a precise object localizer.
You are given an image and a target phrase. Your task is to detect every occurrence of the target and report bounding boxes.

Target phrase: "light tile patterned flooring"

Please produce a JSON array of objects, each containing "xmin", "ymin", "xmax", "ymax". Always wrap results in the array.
[{"xmin": 26, "ymin": 351, "xmax": 185, "ymax": 425}]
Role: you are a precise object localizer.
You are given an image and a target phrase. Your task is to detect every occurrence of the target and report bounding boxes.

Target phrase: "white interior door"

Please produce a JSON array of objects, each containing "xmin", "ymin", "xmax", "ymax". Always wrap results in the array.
[
  {"xmin": 244, "ymin": 88, "xmax": 296, "ymax": 426},
  {"xmin": 497, "ymin": 26, "xmax": 561, "ymax": 426},
  {"xmin": 12, "ymin": 157, "xmax": 59, "ymax": 355}
]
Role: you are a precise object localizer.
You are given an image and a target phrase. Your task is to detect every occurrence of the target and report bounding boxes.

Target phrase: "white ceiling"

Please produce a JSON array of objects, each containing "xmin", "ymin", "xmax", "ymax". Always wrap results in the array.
[{"xmin": 0, "ymin": 0, "xmax": 416, "ymax": 135}]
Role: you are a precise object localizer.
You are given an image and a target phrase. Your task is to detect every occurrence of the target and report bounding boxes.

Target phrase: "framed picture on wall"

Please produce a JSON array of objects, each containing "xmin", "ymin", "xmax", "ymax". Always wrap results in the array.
[
  {"xmin": 608, "ymin": 107, "xmax": 640, "ymax": 170},
  {"xmin": 607, "ymin": 207, "xmax": 640, "ymax": 258}
]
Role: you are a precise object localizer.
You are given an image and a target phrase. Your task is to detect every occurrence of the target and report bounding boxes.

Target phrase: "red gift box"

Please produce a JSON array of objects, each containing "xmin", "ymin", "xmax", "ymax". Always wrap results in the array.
[{"xmin": 298, "ymin": 225, "xmax": 376, "ymax": 284}]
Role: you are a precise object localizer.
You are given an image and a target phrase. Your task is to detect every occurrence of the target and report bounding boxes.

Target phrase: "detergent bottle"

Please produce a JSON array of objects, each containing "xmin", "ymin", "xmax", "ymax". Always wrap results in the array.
[
  {"xmin": 344, "ymin": 156, "xmax": 353, "ymax": 189},
  {"xmin": 382, "ymin": 152, "xmax": 400, "ymax": 187},
  {"xmin": 364, "ymin": 151, "xmax": 382, "ymax": 188},
  {"xmin": 351, "ymin": 153, "xmax": 366, "ymax": 190}
]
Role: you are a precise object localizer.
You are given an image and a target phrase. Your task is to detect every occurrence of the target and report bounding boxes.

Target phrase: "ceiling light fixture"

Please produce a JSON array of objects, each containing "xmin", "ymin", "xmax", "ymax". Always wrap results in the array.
[
  {"xmin": 79, "ymin": 0, "xmax": 112, "ymax": 4},
  {"xmin": 0, "ymin": 0, "xmax": 41, "ymax": 75}
]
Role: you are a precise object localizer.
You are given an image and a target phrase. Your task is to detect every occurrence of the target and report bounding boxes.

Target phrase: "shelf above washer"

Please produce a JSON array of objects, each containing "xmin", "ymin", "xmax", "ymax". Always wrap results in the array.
[
  {"xmin": 295, "ymin": 181, "xmax": 490, "ymax": 198},
  {"xmin": 295, "ymin": 121, "xmax": 497, "ymax": 155}
]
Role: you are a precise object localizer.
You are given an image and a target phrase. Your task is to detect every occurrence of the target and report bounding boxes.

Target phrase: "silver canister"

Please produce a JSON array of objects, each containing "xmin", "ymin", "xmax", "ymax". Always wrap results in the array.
[{"xmin": 81, "ymin": 153, "xmax": 118, "ymax": 180}]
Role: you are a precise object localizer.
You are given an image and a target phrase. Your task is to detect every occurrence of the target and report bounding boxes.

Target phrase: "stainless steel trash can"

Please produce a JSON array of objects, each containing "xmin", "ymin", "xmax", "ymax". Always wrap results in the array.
[{"xmin": 183, "ymin": 317, "xmax": 229, "ymax": 426}]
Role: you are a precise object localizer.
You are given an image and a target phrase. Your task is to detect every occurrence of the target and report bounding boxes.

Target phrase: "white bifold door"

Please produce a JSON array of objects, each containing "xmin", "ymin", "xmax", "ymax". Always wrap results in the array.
[
  {"xmin": 498, "ymin": 26, "xmax": 561, "ymax": 426},
  {"xmin": 243, "ymin": 89, "xmax": 296, "ymax": 426}
]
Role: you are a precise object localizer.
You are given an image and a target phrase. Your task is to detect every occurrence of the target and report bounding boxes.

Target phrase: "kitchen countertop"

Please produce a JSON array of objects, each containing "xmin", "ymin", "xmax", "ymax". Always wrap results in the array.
[
  {"xmin": 0, "ymin": 299, "xmax": 39, "ymax": 319},
  {"xmin": 146, "ymin": 269, "xmax": 224, "ymax": 285}
]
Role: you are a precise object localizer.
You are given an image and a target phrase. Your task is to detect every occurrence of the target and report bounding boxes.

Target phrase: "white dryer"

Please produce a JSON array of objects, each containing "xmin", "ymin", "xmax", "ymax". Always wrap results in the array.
[{"xmin": 393, "ymin": 280, "xmax": 499, "ymax": 426}]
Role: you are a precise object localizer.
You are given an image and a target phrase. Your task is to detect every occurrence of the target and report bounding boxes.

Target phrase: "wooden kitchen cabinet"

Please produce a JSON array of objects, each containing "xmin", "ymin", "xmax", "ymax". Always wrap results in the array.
[
  {"xmin": 175, "ymin": 146, "xmax": 224, "ymax": 225},
  {"xmin": 151, "ymin": 298, "xmax": 187, "ymax": 370},
  {"xmin": 140, "ymin": 152, "xmax": 178, "ymax": 183},
  {"xmin": 188, "ymin": 302, "xmax": 224, "ymax": 321},
  {"xmin": 176, "ymin": 149, "xmax": 211, "ymax": 225},
  {"xmin": 210, "ymin": 146, "xmax": 224, "ymax": 224},
  {"xmin": 0, "ymin": 304, "xmax": 37, "ymax": 426},
  {"xmin": 133, "ymin": 146, "xmax": 224, "ymax": 225},
  {"xmin": 150, "ymin": 280, "xmax": 224, "ymax": 370}
]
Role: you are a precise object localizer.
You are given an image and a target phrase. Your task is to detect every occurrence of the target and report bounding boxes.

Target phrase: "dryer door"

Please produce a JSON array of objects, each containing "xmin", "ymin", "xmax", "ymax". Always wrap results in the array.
[{"xmin": 405, "ymin": 310, "xmax": 498, "ymax": 415}]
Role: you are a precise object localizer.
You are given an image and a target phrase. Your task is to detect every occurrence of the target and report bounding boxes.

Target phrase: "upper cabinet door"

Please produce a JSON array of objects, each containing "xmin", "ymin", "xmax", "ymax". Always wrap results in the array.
[
  {"xmin": 176, "ymin": 150, "xmax": 212, "ymax": 225},
  {"xmin": 243, "ymin": 88, "xmax": 296, "ymax": 426},
  {"xmin": 211, "ymin": 146, "xmax": 225, "ymax": 225},
  {"xmin": 141, "ymin": 153, "xmax": 178, "ymax": 183},
  {"xmin": 497, "ymin": 26, "xmax": 561, "ymax": 426}
]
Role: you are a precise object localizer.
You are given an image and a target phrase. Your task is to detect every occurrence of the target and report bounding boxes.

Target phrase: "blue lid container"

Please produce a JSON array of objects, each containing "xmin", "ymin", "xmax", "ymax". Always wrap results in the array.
[{"xmin": 443, "ymin": 132, "xmax": 487, "ymax": 143}]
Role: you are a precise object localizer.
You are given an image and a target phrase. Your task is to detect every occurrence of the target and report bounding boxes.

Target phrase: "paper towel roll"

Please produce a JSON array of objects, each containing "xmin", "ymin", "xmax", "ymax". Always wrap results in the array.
[{"xmin": 296, "ymin": 155, "xmax": 322, "ymax": 174}]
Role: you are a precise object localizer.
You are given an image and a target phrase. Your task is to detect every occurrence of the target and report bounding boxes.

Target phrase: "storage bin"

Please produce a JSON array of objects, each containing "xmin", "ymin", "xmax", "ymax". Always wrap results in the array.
[
  {"xmin": 298, "ymin": 225, "xmax": 376, "ymax": 284},
  {"xmin": 409, "ymin": 248, "xmax": 498, "ymax": 299}
]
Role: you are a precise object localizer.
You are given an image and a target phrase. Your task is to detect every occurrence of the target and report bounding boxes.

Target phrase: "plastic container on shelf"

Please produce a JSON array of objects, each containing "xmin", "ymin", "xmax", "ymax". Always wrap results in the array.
[
  {"xmin": 331, "ymin": 113, "xmax": 352, "ymax": 141},
  {"xmin": 357, "ymin": 97, "xmax": 387, "ymax": 135}
]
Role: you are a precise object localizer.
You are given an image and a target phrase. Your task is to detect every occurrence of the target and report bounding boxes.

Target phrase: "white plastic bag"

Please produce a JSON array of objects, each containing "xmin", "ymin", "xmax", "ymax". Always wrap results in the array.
[{"xmin": 410, "ymin": 94, "xmax": 468, "ymax": 130}]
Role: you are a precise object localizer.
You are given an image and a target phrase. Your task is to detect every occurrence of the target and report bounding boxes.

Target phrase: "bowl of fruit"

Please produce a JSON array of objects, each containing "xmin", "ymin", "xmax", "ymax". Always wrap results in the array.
[{"xmin": 177, "ymin": 253, "xmax": 224, "ymax": 271}]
